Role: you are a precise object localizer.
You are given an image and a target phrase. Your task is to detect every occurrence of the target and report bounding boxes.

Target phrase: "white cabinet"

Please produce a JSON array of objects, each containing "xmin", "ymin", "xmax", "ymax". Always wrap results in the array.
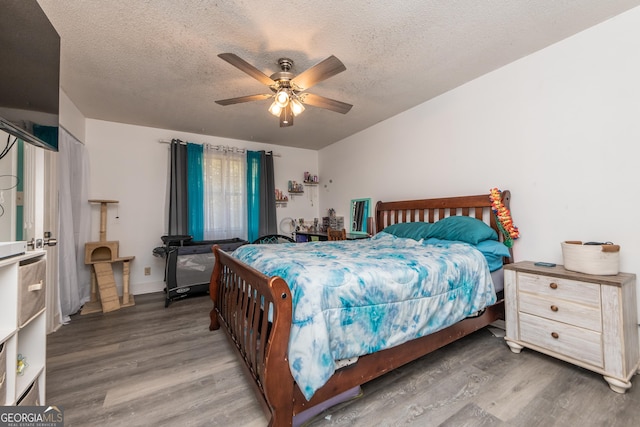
[
  {"xmin": 0, "ymin": 251, "xmax": 46, "ymax": 405},
  {"xmin": 504, "ymin": 261, "xmax": 639, "ymax": 393}
]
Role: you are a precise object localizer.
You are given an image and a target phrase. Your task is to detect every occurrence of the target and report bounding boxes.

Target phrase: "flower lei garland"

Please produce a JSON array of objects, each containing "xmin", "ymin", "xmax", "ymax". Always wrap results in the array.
[{"xmin": 489, "ymin": 187, "xmax": 519, "ymax": 247}]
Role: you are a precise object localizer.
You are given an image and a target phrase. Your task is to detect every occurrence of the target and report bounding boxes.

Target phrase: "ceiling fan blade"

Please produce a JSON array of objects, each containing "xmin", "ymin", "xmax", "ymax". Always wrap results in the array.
[
  {"xmin": 218, "ymin": 53, "xmax": 276, "ymax": 86},
  {"xmin": 291, "ymin": 55, "xmax": 346, "ymax": 90},
  {"xmin": 215, "ymin": 94, "xmax": 272, "ymax": 106},
  {"xmin": 300, "ymin": 93, "xmax": 352, "ymax": 114}
]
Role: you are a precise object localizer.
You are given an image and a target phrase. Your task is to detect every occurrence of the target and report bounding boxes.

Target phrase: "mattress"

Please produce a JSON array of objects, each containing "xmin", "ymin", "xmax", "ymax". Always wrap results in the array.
[
  {"xmin": 491, "ymin": 268, "xmax": 504, "ymax": 294},
  {"xmin": 233, "ymin": 233, "xmax": 497, "ymax": 399}
]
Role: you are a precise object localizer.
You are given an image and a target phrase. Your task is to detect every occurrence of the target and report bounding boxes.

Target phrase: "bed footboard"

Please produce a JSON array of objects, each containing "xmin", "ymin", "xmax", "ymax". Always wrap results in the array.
[{"xmin": 209, "ymin": 245, "xmax": 295, "ymax": 426}]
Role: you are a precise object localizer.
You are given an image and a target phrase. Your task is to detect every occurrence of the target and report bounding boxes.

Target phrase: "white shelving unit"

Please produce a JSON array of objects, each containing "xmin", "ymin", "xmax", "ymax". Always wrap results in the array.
[{"xmin": 0, "ymin": 250, "xmax": 46, "ymax": 406}]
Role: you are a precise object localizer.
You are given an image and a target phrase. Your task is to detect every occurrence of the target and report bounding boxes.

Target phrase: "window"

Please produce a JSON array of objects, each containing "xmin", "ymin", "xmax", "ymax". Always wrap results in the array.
[{"xmin": 202, "ymin": 147, "xmax": 247, "ymax": 240}]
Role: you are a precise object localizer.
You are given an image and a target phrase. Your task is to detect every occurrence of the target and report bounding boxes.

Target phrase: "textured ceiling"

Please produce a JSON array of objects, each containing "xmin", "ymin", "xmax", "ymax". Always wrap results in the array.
[{"xmin": 37, "ymin": 0, "xmax": 640, "ymax": 150}]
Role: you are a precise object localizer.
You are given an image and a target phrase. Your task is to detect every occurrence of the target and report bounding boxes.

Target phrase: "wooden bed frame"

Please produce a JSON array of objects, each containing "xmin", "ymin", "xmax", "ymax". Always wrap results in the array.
[{"xmin": 209, "ymin": 191, "xmax": 513, "ymax": 427}]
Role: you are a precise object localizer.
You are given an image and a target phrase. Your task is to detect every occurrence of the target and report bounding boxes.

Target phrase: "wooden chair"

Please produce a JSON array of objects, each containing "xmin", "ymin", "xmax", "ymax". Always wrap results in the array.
[{"xmin": 326, "ymin": 227, "xmax": 347, "ymax": 241}]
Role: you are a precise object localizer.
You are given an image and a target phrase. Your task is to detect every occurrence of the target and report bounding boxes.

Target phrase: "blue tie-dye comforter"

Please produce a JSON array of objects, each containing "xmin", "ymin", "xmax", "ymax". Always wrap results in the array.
[{"xmin": 232, "ymin": 232, "xmax": 496, "ymax": 400}]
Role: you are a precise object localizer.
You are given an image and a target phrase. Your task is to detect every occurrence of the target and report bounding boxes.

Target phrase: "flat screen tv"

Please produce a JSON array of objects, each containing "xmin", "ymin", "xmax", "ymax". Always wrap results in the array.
[{"xmin": 0, "ymin": 0, "xmax": 60, "ymax": 151}]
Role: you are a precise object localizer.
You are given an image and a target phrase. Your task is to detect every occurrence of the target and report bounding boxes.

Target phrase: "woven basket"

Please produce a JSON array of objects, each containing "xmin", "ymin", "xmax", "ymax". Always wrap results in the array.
[{"xmin": 561, "ymin": 241, "xmax": 620, "ymax": 275}]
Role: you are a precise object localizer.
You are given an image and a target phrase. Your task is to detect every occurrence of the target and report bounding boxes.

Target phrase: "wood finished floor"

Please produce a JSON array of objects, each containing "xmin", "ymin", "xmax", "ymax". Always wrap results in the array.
[{"xmin": 47, "ymin": 292, "xmax": 640, "ymax": 427}]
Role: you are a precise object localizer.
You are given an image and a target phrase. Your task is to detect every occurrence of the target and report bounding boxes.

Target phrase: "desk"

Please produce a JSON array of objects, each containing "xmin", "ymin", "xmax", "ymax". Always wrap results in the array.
[{"xmin": 295, "ymin": 231, "xmax": 369, "ymax": 242}]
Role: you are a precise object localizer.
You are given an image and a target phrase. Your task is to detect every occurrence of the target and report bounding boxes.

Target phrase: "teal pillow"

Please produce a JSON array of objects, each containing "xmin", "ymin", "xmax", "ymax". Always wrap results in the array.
[
  {"xmin": 475, "ymin": 240, "xmax": 511, "ymax": 271},
  {"xmin": 423, "ymin": 237, "xmax": 509, "ymax": 271},
  {"xmin": 381, "ymin": 222, "xmax": 432, "ymax": 241},
  {"xmin": 475, "ymin": 239, "xmax": 511, "ymax": 258},
  {"xmin": 427, "ymin": 216, "xmax": 497, "ymax": 245}
]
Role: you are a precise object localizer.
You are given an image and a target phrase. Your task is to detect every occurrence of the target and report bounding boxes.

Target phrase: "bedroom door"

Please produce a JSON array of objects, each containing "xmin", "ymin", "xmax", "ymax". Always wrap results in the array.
[{"xmin": 22, "ymin": 142, "xmax": 60, "ymax": 332}]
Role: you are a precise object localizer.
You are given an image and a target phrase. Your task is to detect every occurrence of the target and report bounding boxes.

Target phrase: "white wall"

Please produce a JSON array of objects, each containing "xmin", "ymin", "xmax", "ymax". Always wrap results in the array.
[
  {"xmin": 320, "ymin": 8, "xmax": 640, "ymax": 295},
  {"xmin": 85, "ymin": 119, "xmax": 318, "ymax": 294}
]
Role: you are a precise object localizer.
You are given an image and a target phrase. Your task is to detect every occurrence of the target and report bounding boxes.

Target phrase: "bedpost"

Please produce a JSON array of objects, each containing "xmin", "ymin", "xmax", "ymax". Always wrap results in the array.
[
  {"xmin": 209, "ymin": 245, "xmax": 221, "ymax": 331},
  {"xmin": 375, "ymin": 200, "xmax": 384, "ymax": 233},
  {"xmin": 499, "ymin": 190, "xmax": 515, "ymax": 264},
  {"xmin": 262, "ymin": 276, "xmax": 295, "ymax": 426},
  {"xmin": 366, "ymin": 216, "xmax": 375, "ymax": 236}
]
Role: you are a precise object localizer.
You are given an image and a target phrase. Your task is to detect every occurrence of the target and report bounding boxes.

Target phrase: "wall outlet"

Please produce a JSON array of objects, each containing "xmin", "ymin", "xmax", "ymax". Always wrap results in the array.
[{"xmin": 144, "ymin": 267, "xmax": 151, "ymax": 276}]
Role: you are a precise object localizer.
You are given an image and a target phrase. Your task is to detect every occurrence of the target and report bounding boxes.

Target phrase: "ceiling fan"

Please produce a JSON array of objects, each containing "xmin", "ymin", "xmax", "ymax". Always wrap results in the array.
[{"xmin": 215, "ymin": 53, "xmax": 353, "ymax": 127}]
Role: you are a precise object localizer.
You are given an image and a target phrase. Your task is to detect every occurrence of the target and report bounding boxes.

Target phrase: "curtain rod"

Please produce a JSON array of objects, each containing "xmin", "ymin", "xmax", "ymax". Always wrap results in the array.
[{"xmin": 158, "ymin": 139, "xmax": 280, "ymax": 157}]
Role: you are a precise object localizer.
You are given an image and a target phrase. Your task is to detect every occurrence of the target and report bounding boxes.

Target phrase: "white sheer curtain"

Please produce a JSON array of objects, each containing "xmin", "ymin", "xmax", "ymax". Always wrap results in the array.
[
  {"xmin": 202, "ymin": 146, "xmax": 247, "ymax": 240},
  {"xmin": 57, "ymin": 128, "xmax": 91, "ymax": 322}
]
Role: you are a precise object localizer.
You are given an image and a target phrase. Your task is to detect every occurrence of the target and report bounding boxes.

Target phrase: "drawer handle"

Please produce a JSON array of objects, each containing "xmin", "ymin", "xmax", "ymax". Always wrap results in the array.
[
  {"xmin": 28, "ymin": 280, "xmax": 43, "ymax": 292},
  {"xmin": 549, "ymin": 282, "xmax": 558, "ymax": 289},
  {"xmin": 550, "ymin": 305, "xmax": 559, "ymax": 312},
  {"xmin": 551, "ymin": 332, "xmax": 559, "ymax": 339}
]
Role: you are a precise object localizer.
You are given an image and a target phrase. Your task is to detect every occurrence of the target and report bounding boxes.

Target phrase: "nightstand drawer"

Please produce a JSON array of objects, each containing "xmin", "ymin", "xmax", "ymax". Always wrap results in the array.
[
  {"xmin": 518, "ymin": 273, "xmax": 600, "ymax": 308},
  {"xmin": 520, "ymin": 312, "xmax": 603, "ymax": 368},
  {"xmin": 519, "ymin": 291, "xmax": 602, "ymax": 332}
]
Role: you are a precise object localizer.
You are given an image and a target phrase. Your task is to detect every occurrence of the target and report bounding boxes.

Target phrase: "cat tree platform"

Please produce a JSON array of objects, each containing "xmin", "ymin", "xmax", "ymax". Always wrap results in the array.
[{"xmin": 81, "ymin": 199, "xmax": 135, "ymax": 314}]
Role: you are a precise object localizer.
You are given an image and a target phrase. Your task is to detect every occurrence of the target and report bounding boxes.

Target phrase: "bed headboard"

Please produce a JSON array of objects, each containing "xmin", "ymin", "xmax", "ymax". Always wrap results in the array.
[{"xmin": 374, "ymin": 191, "xmax": 513, "ymax": 263}]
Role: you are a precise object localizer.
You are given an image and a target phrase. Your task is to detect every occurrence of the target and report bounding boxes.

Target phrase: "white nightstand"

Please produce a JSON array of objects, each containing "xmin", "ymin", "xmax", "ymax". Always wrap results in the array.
[{"xmin": 504, "ymin": 261, "xmax": 639, "ymax": 393}]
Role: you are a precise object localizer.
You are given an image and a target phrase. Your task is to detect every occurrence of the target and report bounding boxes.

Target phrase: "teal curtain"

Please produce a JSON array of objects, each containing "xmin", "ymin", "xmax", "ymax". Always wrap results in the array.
[
  {"xmin": 187, "ymin": 143, "xmax": 204, "ymax": 240},
  {"xmin": 246, "ymin": 150, "xmax": 276, "ymax": 243},
  {"xmin": 247, "ymin": 151, "xmax": 261, "ymax": 243}
]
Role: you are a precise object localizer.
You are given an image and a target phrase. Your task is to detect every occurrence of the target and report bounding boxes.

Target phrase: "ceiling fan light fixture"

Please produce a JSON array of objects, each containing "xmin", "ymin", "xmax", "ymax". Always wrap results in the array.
[
  {"xmin": 274, "ymin": 89, "xmax": 290, "ymax": 107},
  {"xmin": 280, "ymin": 104, "xmax": 293, "ymax": 127},
  {"xmin": 216, "ymin": 53, "xmax": 352, "ymax": 128},
  {"xmin": 290, "ymin": 98, "xmax": 305, "ymax": 116},
  {"xmin": 268, "ymin": 101, "xmax": 282, "ymax": 117}
]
